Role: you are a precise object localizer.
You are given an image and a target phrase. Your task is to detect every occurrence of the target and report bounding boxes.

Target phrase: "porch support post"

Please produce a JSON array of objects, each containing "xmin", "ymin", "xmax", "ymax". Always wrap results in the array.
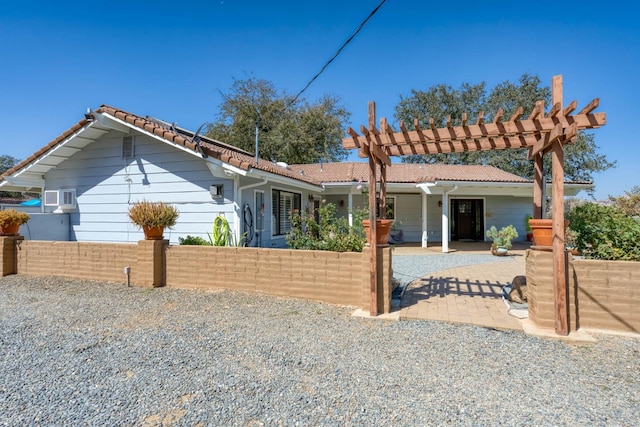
[
  {"xmin": 421, "ymin": 192, "xmax": 428, "ymax": 248},
  {"xmin": 441, "ymin": 186, "xmax": 457, "ymax": 253},
  {"xmin": 347, "ymin": 193, "xmax": 353, "ymax": 227},
  {"xmin": 441, "ymin": 193, "xmax": 449, "ymax": 253}
]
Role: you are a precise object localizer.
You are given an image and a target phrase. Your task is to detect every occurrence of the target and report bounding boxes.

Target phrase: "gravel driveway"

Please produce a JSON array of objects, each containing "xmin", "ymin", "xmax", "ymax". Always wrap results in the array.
[{"xmin": 1, "ymin": 275, "xmax": 638, "ymax": 426}]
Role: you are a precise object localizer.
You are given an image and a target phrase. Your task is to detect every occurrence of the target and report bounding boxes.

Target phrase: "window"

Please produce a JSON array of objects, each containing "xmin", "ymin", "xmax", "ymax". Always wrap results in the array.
[
  {"xmin": 44, "ymin": 189, "xmax": 76, "ymax": 209},
  {"xmin": 272, "ymin": 189, "xmax": 301, "ymax": 236}
]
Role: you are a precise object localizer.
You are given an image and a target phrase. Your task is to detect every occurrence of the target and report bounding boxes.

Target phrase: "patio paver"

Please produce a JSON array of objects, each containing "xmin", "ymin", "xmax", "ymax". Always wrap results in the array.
[{"xmin": 395, "ymin": 242, "xmax": 527, "ymax": 331}]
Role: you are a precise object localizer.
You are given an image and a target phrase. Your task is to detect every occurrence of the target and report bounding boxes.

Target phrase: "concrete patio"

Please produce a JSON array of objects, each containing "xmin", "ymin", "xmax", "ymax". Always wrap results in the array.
[{"xmin": 393, "ymin": 241, "xmax": 529, "ymax": 330}]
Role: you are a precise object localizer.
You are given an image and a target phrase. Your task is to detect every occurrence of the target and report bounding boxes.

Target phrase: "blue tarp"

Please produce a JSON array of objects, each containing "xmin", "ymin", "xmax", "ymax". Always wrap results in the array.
[{"xmin": 20, "ymin": 199, "xmax": 41, "ymax": 206}]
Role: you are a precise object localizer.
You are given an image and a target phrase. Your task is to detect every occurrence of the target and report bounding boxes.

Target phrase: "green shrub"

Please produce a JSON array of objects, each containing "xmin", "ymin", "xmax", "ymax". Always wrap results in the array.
[
  {"xmin": 286, "ymin": 201, "xmax": 366, "ymax": 252},
  {"xmin": 178, "ymin": 235, "xmax": 212, "ymax": 246},
  {"xmin": 568, "ymin": 202, "xmax": 640, "ymax": 261}
]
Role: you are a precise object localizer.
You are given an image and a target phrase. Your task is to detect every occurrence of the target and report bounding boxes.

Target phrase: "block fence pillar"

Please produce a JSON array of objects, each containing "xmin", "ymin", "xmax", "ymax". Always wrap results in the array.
[
  {"xmin": 362, "ymin": 246, "xmax": 393, "ymax": 315},
  {"xmin": 1, "ymin": 235, "xmax": 24, "ymax": 277},
  {"xmin": 133, "ymin": 239, "xmax": 169, "ymax": 287}
]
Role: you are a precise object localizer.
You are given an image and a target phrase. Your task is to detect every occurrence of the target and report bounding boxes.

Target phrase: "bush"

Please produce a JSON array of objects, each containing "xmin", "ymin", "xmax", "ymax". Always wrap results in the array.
[
  {"xmin": 568, "ymin": 202, "xmax": 640, "ymax": 261},
  {"xmin": 178, "ymin": 235, "xmax": 211, "ymax": 246},
  {"xmin": 286, "ymin": 201, "xmax": 366, "ymax": 252}
]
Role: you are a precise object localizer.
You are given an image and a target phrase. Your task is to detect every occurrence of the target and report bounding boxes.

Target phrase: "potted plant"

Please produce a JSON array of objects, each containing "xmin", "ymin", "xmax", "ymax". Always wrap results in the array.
[
  {"xmin": 486, "ymin": 225, "xmax": 518, "ymax": 256},
  {"xmin": 362, "ymin": 189, "xmax": 393, "ymax": 245},
  {"xmin": 128, "ymin": 200, "xmax": 179, "ymax": 240},
  {"xmin": 0, "ymin": 209, "xmax": 30, "ymax": 236},
  {"xmin": 528, "ymin": 217, "xmax": 569, "ymax": 247}
]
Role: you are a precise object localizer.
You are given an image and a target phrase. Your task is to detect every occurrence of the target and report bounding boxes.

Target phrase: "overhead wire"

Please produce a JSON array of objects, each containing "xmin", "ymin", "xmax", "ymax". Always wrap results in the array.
[{"xmin": 285, "ymin": 0, "xmax": 387, "ymax": 110}]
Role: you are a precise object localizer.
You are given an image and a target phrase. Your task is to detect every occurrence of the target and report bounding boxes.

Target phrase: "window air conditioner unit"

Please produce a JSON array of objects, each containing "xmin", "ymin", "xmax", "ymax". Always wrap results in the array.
[{"xmin": 44, "ymin": 189, "xmax": 77, "ymax": 209}]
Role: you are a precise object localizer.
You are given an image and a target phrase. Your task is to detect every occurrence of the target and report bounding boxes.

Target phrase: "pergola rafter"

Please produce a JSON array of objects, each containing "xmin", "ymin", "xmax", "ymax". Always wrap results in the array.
[
  {"xmin": 344, "ymin": 107, "xmax": 604, "ymax": 161},
  {"xmin": 343, "ymin": 75, "xmax": 606, "ymax": 336}
]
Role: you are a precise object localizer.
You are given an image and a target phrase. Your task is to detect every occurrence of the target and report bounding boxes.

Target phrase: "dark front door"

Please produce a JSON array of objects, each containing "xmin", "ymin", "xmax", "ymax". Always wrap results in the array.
[{"xmin": 451, "ymin": 199, "xmax": 484, "ymax": 241}]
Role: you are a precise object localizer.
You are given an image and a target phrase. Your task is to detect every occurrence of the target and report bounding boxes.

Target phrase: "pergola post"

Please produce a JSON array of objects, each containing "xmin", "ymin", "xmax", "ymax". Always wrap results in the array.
[
  {"xmin": 367, "ymin": 101, "xmax": 378, "ymax": 316},
  {"xmin": 551, "ymin": 75, "xmax": 568, "ymax": 335},
  {"xmin": 533, "ymin": 154, "xmax": 544, "ymax": 219}
]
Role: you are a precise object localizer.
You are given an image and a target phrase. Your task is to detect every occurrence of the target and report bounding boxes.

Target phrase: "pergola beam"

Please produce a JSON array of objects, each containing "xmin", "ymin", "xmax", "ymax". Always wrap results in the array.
[{"xmin": 343, "ymin": 112, "xmax": 605, "ymax": 150}]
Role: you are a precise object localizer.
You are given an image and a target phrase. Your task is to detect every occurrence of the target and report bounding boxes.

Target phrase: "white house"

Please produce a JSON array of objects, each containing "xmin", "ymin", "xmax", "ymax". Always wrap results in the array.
[{"xmin": 0, "ymin": 105, "xmax": 591, "ymax": 250}]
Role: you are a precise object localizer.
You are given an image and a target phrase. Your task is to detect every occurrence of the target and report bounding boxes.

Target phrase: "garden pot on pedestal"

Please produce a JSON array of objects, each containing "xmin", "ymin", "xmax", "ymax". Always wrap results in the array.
[{"xmin": 362, "ymin": 219, "xmax": 393, "ymax": 246}]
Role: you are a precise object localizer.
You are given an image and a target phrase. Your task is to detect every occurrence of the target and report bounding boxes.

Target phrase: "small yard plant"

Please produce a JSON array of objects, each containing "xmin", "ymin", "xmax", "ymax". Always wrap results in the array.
[
  {"xmin": 178, "ymin": 235, "xmax": 211, "ymax": 246},
  {"xmin": 287, "ymin": 201, "xmax": 366, "ymax": 252},
  {"xmin": 0, "ymin": 209, "xmax": 30, "ymax": 228},
  {"xmin": 486, "ymin": 225, "xmax": 518, "ymax": 249},
  {"xmin": 128, "ymin": 200, "xmax": 179, "ymax": 229}
]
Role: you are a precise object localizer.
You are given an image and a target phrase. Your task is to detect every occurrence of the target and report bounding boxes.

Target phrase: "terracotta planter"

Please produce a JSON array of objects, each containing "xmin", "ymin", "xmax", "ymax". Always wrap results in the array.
[
  {"xmin": 0, "ymin": 223, "xmax": 20, "ymax": 236},
  {"xmin": 362, "ymin": 219, "xmax": 394, "ymax": 246},
  {"xmin": 142, "ymin": 225, "xmax": 165, "ymax": 240},
  {"xmin": 528, "ymin": 219, "xmax": 568, "ymax": 246}
]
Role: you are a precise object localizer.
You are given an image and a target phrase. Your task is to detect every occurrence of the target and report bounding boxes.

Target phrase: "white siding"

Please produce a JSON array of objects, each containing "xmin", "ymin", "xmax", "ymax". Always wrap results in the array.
[
  {"xmin": 482, "ymin": 195, "xmax": 531, "ymax": 242},
  {"xmin": 44, "ymin": 132, "xmax": 236, "ymax": 244},
  {"xmin": 392, "ymin": 194, "xmax": 422, "ymax": 242}
]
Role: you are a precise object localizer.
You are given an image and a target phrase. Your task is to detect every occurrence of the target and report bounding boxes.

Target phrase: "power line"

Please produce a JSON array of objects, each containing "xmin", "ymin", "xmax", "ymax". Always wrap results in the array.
[{"xmin": 286, "ymin": 0, "xmax": 387, "ymax": 109}]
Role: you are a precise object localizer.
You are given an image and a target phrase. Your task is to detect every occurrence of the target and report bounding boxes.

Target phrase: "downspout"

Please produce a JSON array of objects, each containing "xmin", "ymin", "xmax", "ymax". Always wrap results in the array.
[
  {"xmin": 347, "ymin": 193, "xmax": 353, "ymax": 226},
  {"xmin": 235, "ymin": 176, "xmax": 268, "ymax": 243},
  {"xmin": 441, "ymin": 185, "xmax": 458, "ymax": 253}
]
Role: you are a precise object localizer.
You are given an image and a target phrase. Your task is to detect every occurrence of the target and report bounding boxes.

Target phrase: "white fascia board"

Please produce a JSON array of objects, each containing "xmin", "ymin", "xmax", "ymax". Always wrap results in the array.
[
  {"xmin": 93, "ymin": 113, "xmax": 131, "ymax": 133},
  {"xmin": 205, "ymin": 160, "xmax": 247, "ymax": 178},
  {"xmin": 1, "ymin": 175, "xmax": 45, "ymax": 189},
  {"xmin": 253, "ymin": 169, "xmax": 323, "ymax": 192},
  {"xmin": 7, "ymin": 121, "xmax": 102, "ymax": 185}
]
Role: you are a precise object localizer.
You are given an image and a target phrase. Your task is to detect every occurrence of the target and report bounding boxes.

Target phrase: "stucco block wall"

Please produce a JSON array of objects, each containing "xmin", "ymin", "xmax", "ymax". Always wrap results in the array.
[
  {"xmin": 165, "ymin": 245, "xmax": 392, "ymax": 312},
  {"xmin": 526, "ymin": 250, "xmax": 640, "ymax": 333},
  {"xmin": 16, "ymin": 241, "xmax": 138, "ymax": 284},
  {"xmin": 572, "ymin": 258, "xmax": 640, "ymax": 333},
  {"xmin": 5, "ymin": 237, "xmax": 392, "ymax": 313}
]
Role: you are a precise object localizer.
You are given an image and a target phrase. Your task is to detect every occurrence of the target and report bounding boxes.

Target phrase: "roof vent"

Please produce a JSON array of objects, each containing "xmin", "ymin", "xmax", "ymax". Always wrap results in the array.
[
  {"xmin": 275, "ymin": 161, "xmax": 289, "ymax": 169},
  {"xmin": 122, "ymin": 136, "xmax": 134, "ymax": 159}
]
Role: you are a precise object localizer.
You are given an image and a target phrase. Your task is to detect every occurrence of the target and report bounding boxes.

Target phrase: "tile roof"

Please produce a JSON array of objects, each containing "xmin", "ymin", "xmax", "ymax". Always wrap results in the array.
[
  {"xmin": 0, "ymin": 105, "xmax": 322, "ymax": 186},
  {"xmin": 288, "ymin": 162, "xmax": 530, "ymax": 184},
  {"xmin": 2, "ymin": 105, "xmax": 587, "ymax": 190},
  {"xmin": 95, "ymin": 105, "xmax": 321, "ymax": 185}
]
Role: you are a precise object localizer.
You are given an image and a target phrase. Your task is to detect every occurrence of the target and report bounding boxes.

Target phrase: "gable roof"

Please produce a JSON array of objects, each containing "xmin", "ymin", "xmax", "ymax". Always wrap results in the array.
[{"xmin": 0, "ymin": 105, "xmax": 322, "ymax": 190}]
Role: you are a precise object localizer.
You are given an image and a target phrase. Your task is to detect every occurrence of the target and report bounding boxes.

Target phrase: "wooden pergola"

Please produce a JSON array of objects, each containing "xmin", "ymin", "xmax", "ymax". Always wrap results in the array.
[{"xmin": 342, "ymin": 75, "xmax": 606, "ymax": 335}]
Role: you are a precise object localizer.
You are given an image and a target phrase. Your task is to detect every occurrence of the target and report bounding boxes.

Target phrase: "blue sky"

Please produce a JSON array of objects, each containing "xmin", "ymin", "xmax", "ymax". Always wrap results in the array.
[{"xmin": 1, "ymin": 0, "xmax": 637, "ymax": 200}]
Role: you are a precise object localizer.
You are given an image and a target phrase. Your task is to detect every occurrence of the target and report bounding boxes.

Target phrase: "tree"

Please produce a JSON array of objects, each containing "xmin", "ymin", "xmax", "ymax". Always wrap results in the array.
[
  {"xmin": 206, "ymin": 77, "xmax": 350, "ymax": 164},
  {"xmin": 0, "ymin": 155, "xmax": 21, "ymax": 198},
  {"xmin": 609, "ymin": 186, "xmax": 640, "ymax": 217},
  {"xmin": 395, "ymin": 74, "xmax": 615, "ymax": 189},
  {"xmin": 0, "ymin": 155, "xmax": 19, "ymax": 175}
]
